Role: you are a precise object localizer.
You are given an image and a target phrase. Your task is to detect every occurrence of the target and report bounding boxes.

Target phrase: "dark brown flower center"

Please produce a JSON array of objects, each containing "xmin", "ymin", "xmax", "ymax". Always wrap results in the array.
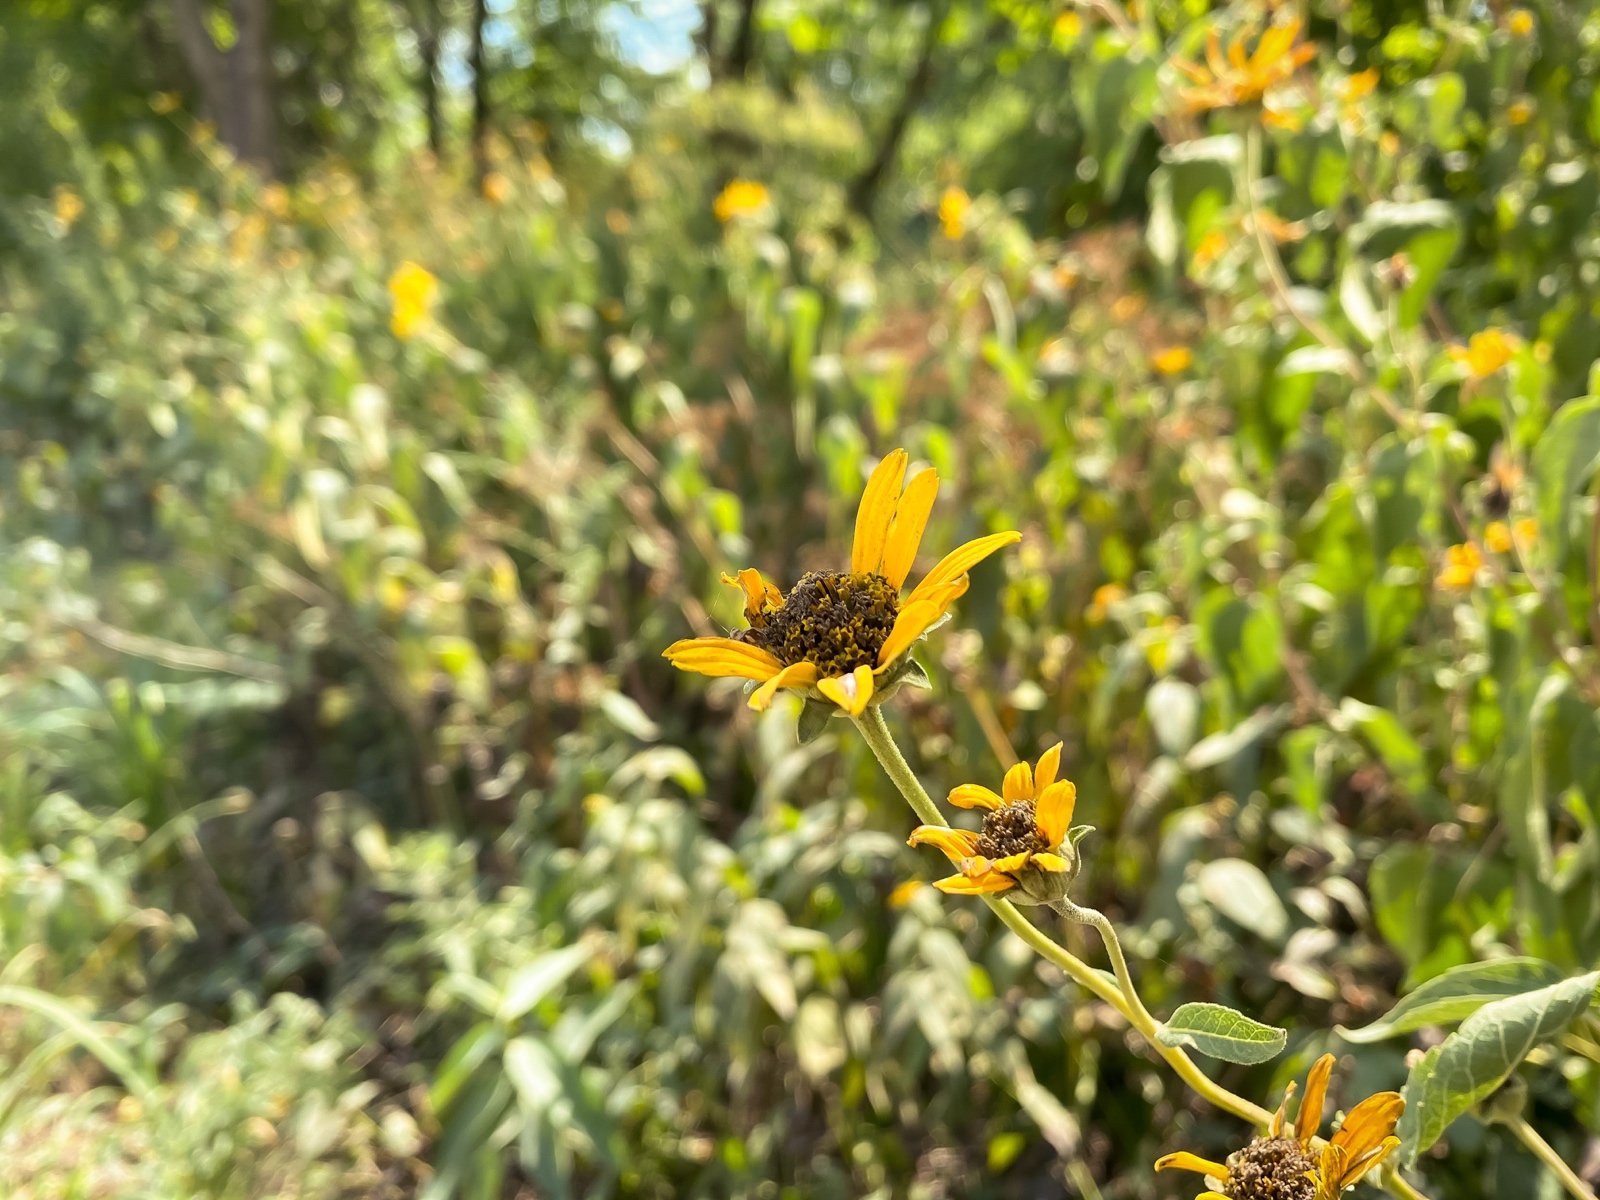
[
  {"xmin": 1224, "ymin": 1136, "xmax": 1318, "ymax": 1200},
  {"xmin": 976, "ymin": 800, "xmax": 1047, "ymax": 862},
  {"xmin": 739, "ymin": 571, "xmax": 900, "ymax": 678}
]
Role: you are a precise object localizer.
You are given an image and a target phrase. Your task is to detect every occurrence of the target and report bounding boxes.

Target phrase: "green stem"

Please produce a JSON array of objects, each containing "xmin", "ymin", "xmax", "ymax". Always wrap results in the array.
[
  {"xmin": 1050, "ymin": 898, "xmax": 1159, "ymax": 1033},
  {"xmin": 1509, "ymin": 1116, "xmax": 1597, "ymax": 1200}
]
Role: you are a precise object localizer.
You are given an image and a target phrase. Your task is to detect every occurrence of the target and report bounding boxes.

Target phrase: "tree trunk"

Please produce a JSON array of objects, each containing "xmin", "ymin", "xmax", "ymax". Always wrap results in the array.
[
  {"xmin": 697, "ymin": 0, "xmax": 720, "ymax": 78},
  {"xmin": 419, "ymin": 10, "xmax": 442, "ymax": 158},
  {"xmin": 166, "ymin": 0, "xmax": 277, "ymax": 173},
  {"xmin": 727, "ymin": 0, "xmax": 757, "ymax": 78},
  {"xmin": 848, "ymin": 4, "xmax": 941, "ymax": 216},
  {"xmin": 469, "ymin": 0, "xmax": 490, "ymax": 185}
]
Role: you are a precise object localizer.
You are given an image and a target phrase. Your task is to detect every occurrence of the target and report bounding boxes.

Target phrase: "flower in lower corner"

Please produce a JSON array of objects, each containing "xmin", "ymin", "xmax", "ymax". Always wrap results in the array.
[
  {"xmin": 1156, "ymin": 1053, "xmax": 1403, "ymax": 1200},
  {"xmin": 907, "ymin": 743, "xmax": 1087, "ymax": 906},
  {"xmin": 663, "ymin": 449, "xmax": 1021, "ymax": 718}
]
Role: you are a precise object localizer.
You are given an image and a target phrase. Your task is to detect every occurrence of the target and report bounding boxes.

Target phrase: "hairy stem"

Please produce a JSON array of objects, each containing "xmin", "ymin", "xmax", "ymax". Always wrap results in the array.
[{"xmin": 1510, "ymin": 1117, "xmax": 1597, "ymax": 1200}]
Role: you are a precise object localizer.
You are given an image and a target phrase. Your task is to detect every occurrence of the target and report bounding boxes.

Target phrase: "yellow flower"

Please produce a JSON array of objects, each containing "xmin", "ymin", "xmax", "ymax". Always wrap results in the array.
[
  {"xmin": 1171, "ymin": 19, "xmax": 1317, "ymax": 114},
  {"xmin": 1153, "ymin": 346, "xmax": 1194, "ymax": 375},
  {"xmin": 713, "ymin": 179, "xmax": 770, "ymax": 223},
  {"xmin": 1157, "ymin": 1054, "xmax": 1404, "ymax": 1200},
  {"xmin": 1379, "ymin": 130, "xmax": 1401, "ymax": 157},
  {"xmin": 887, "ymin": 880, "xmax": 925, "ymax": 908},
  {"xmin": 388, "ymin": 261, "xmax": 439, "ymax": 341},
  {"xmin": 1508, "ymin": 8, "xmax": 1535, "ymax": 35},
  {"xmin": 1252, "ymin": 209, "xmax": 1307, "ymax": 243},
  {"xmin": 907, "ymin": 743, "xmax": 1083, "ymax": 906},
  {"xmin": 1053, "ymin": 10, "xmax": 1082, "ymax": 43},
  {"xmin": 1338, "ymin": 68, "xmax": 1379, "ymax": 102},
  {"xmin": 1449, "ymin": 328, "xmax": 1519, "ymax": 378},
  {"xmin": 938, "ymin": 187, "xmax": 971, "ymax": 239},
  {"xmin": 1436, "ymin": 542, "xmax": 1483, "ymax": 590},
  {"xmin": 1508, "ymin": 99, "xmax": 1534, "ymax": 126},
  {"xmin": 664, "ymin": 449, "xmax": 1021, "ymax": 716},
  {"xmin": 1086, "ymin": 582, "xmax": 1127, "ymax": 624},
  {"xmin": 1484, "ymin": 521, "xmax": 1513, "ymax": 553},
  {"xmin": 1514, "ymin": 517, "xmax": 1539, "ymax": 547},
  {"xmin": 482, "ymin": 171, "xmax": 512, "ymax": 204},
  {"xmin": 1193, "ymin": 229, "xmax": 1229, "ymax": 268},
  {"xmin": 54, "ymin": 186, "xmax": 85, "ymax": 230}
]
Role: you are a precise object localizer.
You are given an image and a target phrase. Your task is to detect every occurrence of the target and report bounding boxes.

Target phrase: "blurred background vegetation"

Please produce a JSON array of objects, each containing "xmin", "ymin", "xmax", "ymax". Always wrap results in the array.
[{"xmin": 5, "ymin": 0, "xmax": 1600, "ymax": 1196}]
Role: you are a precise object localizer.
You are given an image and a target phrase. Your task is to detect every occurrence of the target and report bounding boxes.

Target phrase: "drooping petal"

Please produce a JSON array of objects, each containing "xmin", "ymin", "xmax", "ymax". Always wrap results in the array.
[
  {"xmin": 1336, "ymin": 1136, "xmax": 1401, "ymax": 1191},
  {"xmin": 878, "ymin": 467, "xmax": 940, "ymax": 591},
  {"xmin": 1154, "ymin": 1152, "xmax": 1230, "ymax": 1181},
  {"xmin": 932, "ymin": 870, "xmax": 1016, "ymax": 895},
  {"xmin": 1030, "ymin": 851, "xmax": 1070, "ymax": 873},
  {"xmin": 989, "ymin": 851, "xmax": 1033, "ymax": 875},
  {"xmin": 1034, "ymin": 781, "xmax": 1076, "ymax": 850},
  {"xmin": 851, "ymin": 449, "xmax": 908, "ymax": 576},
  {"xmin": 907, "ymin": 531, "xmax": 1022, "ymax": 607},
  {"xmin": 876, "ymin": 598, "xmax": 947, "ymax": 669},
  {"xmin": 664, "ymin": 637, "xmax": 783, "ymax": 681},
  {"xmin": 817, "ymin": 663, "xmax": 875, "ymax": 716},
  {"xmin": 1002, "ymin": 759, "xmax": 1034, "ymax": 802},
  {"xmin": 748, "ymin": 661, "xmax": 820, "ymax": 711},
  {"xmin": 947, "ymin": 783, "xmax": 1005, "ymax": 811},
  {"xmin": 907, "ymin": 825, "xmax": 982, "ymax": 862},
  {"xmin": 1329, "ymin": 1092, "xmax": 1405, "ymax": 1164},
  {"xmin": 1033, "ymin": 742, "xmax": 1063, "ymax": 793},
  {"xmin": 721, "ymin": 568, "xmax": 778, "ymax": 623},
  {"xmin": 1297, "ymin": 1053, "xmax": 1336, "ymax": 1144},
  {"xmin": 1270, "ymin": 1081, "xmax": 1297, "ymax": 1138}
]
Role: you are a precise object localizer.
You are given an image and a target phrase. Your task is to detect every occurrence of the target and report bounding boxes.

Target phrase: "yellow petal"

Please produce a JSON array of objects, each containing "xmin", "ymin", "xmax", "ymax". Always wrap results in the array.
[
  {"xmin": 1035, "ymin": 781, "xmax": 1076, "ymax": 848},
  {"xmin": 1271, "ymin": 1081, "xmax": 1297, "ymax": 1138},
  {"xmin": 1154, "ymin": 1152, "xmax": 1230, "ymax": 1180},
  {"xmin": 664, "ymin": 637, "xmax": 783, "ymax": 681},
  {"xmin": 851, "ymin": 449, "xmax": 908, "ymax": 575},
  {"xmin": 816, "ymin": 664, "xmax": 875, "ymax": 716},
  {"xmin": 947, "ymin": 784, "xmax": 1005, "ymax": 811},
  {"xmin": 721, "ymin": 568, "xmax": 770, "ymax": 619},
  {"xmin": 907, "ymin": 531, "xmax": 1022, "ymax": 607},
  {"xmin": 932, "ymin": 870, "xmax": 1016, "ymax": 895},
  {"xmin": 879, "ymin": 467, "xmax": 939, "ymax": 590},
  {"xmin": 876, "ymin": 598, "xmax": 948, "ymax": 669},
  {"xmin": 907, "ymin": 826, "xmax": 982, "ymax": 862},
  {"xmin": 1033, "ymin": 742, "xmax": 1063, "ymax": 793},
  {"xmin": 748, "ymin": 661, "xmax": 820, "ymax": 711},
  {"xmin": 1330, "ymin": 1092, "xmax": 1405, "ymax": 1163},
  {"xmin": 989, "ymin": 851, "xmax": 1033, "ymax": 874},
  {"xmin": 1297, "ymin": 1054, "xmax": 1336, "ymax": 1144},
  {"xmin": 1338, "ymin": 1136, "xmax": 1401, "ymax": 1189},
  {"xmin": 1002, "ymin": 759, "xmax": 1034, "ymax": 802},
  {"xmin": 1030, "ymin": 852, "xmax": 1070, "ymax": 873}
]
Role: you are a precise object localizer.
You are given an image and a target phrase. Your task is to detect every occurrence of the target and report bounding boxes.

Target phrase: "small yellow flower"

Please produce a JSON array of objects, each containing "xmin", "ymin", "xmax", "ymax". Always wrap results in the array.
[
  {"xmin": 54, "ymin": 185, "xmax": 85, "ymax": 230},
  {"xmin": 713, "ymin": 179, "xmax": 770, "ymax": 223},
  {"xmin": 1450, "ymin": 328, "xmax": 1519, "ymax": 378},
  {"xmin": 1508, "ymin": 99, "xmax": 1534, "ymax": 125},
  {"xmin": 938, "ymin": 187, "xmax": 971, "ymax": 239},
  {"xmin": 1157, "ymin": 1054, "xmax": 1403, "ymax": 1200},
  {"xmin": 482, "ymin": 171, "xmax": 512, "ymax": 204},
  {"xmin": 388, "ymin": 261, "xmax": 439, "ymax": 341},
  {"xmin": 1484, "ymin": 521, "xmax": 1513, "ymax": 553},
  {"xmin": 1514, "ymin": 517, "xmax": 1539, "ymax": 547},
  {"xmin": 1052, "ymin": 260, "xmax": 1080, "ymax": 289},
  {"xmin": 1338, "ymin": 68, "xmax": 1380, "ymax": 103},
  {"xmin": 1170, "ymin": 18, "xmax": 1318, "ymax": 114},
  {"xmin": 887, "ymin": 880, "xmax": 925, "ymax": 908},
  {"xmin": 1053, "ymin": 10, "xmax": 1081, "ymax": 42},
  {"xmin": 1379, "ymin": 130, "xmax": 1401, "ymax": 157},
  {"xmin": 664, "ymin": 449, "xmax": 1020, "ymax": 716},
  {"xmin": 1436, "ymin": 542, "xmax": 1483, "ymax": 590},
  {"xmin": 1153, "ymin": 346, "xmax": 1194, "ymax": 375},
  {"xmin": 1193, "ymin": 229, "xmax": 1229, "ymax": 267},
  {"xmin": 1086, "ymin": 582, "xmax": 1127, "ymax": 624},
  {"xmin": 1253, "ymin": 209, "xmax": 1307, "ymax": 243},
  {"xmin": 908, "ymin": 743, "xmax": 1084, "ymax": 906},
  {"xmin": 1508, "ymin": 8, "xmax": 1535, "ymax": 36}
]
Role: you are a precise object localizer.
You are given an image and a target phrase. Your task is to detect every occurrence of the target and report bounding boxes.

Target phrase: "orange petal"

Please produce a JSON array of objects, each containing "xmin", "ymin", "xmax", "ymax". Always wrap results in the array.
[
  {"xmin": 1339, "ymin": 1136, "xmax": 1401, "ymax": 1188},
  {"xmin": 748, "ymin": 661, "xmax": 820, "ymax": 711},
  {"xmin": 851, "ymin": 449, "xmax": 908, "ymax": 576},
  {"xmin": 1330, "ymin": 1092, "xmax": 1405, "ymax": 1162},
  {"xmin": 1002, "ymin": 759, "xmax": 1034, "ymax": 802},
  {"xmin": 907, "ymin": 825, "xmax": 981, "ymax": 862},
  {"xmin": 948, "ymin": 784, "xmax": 1004, "ymax": 810},
  {"xmin": 816, "ymin": 663, "xmax": 875, "ymax": 716},
  {"xmin": 1297, "ymin": 1054, "xmax": 1335, "ymax": 1144},
  {"xmin": 932, "ymin": 870, "xmax": 1016, "ymax": 895},
  {"xmin": 664, "ymin": 637, "xmax": 783, "ymax": 681},
  {"xmin": 1034, "ymin": 780, "xmax": 1076, "ymax": 849},
  {"xmin": 907, "ymin": 531, "xmax": 1021, "ymax": 606},
  {"xmin": 1154, "ymin": 1152, "xmax": 1230, "ymax": 1180},
  {"xmin": 1033, "ymin": 742, "xmax": 1063, "ymax": 792},
  {"xmin": 878, "ymin": 467, "xmax": 940, "ymax": 591}
]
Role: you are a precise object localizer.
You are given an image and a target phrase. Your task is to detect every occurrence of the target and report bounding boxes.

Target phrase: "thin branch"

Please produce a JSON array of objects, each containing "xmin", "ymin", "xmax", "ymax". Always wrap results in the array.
[
  {"xmin": 1509, "ymin": 1117, "xmax": 1597, "ymax": 1200},
  {"xmin": 72, "ymin": 616, "xmax": 287, "ymax": 684}
]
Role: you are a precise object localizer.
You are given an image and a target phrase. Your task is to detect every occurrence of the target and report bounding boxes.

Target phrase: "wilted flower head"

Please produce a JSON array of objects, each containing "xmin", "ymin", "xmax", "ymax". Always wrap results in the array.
[
  {"xmin": 388, "ymin": 261, "xmax": 438, "ymax": 340},
  {"xmin": 1171, "ymin": 19, "xmax": 1317, "ymax": 114},
  {"xmin": 713, "ymin": 179, "xmax": 770, "ymax": 223},
  {"xmin": 1156, "ymin": 1054, "xmax": 1403, "ymax": 1200},
  {"xmin": 664, "ymin": 449, "xmax": 1020, "ymax": 717},
  {"xmin": 907, "ymin": 743, "xmax": 1087, "ymax": 906}
]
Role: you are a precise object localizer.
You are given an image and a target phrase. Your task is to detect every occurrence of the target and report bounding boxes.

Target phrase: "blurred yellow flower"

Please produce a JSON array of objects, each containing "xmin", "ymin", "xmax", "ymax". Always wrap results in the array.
[
  {"xmin": 53, "ymin": 185, "xmax": 84, "ymax": 230},
  {"xmin": 1111, "ymin": 293, "xmax": 1147, "ymax": 322},
  {"xmin": 1171, "ymin": 19, "xmax": 1317, "ymax": 113},
  {"xmin": 1508, "ymin": 99, "xmax": 1534, "ymax": 125},
  {"xmin": 1087, "ymin": 582, "xmax": 1127, "ymax": 624},
  {"xmin": 1193, "ymin": 228, "xmax": 1228, "ymax": 267},
  {"xmin": 1252, "ymin": 209, "xmax": 1307, "ymax": 243},
  {"xmin": 1436, "ymin": 542, "xmax": 1483, "ymax": 590},
  {"xmin": 1379, "ymin": 130, "xmax": 1401, "ymax": 156},
  {"xmin": 1053, "ymin": 10, "xmax": 1081, "ymax": 43},
  {"xmin": 1052, "ymin": 260, "xmax": 1080, "ymax": 289},
  {"xmin": 1508, "ymin": 8, "xmax": 1535, "ymax": 35},
  {"xmin": 1339, "ymin": 68, "xmax": 1380, "ymax": 102},
  {"xmin": 714, "ymin": 179, "xmax": 770, "ymax": 222},
  {"xmin": 1484, "ymin": 521, "xmax": 1513, "ymax": 553},
  {"xmin": 938, "ymin": 187, "xmax": 971, "ymax": 239},
  {"xmin": 1152, "ymin": 346, "xmax": 1193, "ymax": 375},
  {"xmin": 1514, "ymin": 517, "xmax": 1539, "ymax": 546},
  {"xmin": 388, "ymin": 261, "xmax": 439, "ymax": 340},
  {"xmin": 1450, "ymin": 328, "xmax": 1519, "ymax": 378},
  {"xmin": 482, "ymin": 171, "xmax": 512, "ymax": 204},
  {"xmin": 887, "ymin": 880, "xmax": 924, "ymax": 908}
]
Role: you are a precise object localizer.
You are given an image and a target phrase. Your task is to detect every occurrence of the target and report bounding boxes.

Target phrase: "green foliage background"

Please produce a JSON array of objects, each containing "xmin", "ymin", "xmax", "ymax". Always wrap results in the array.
[{"xmin": 6, "ymin": 0, "xmax": 1600, "ymax": 1196}]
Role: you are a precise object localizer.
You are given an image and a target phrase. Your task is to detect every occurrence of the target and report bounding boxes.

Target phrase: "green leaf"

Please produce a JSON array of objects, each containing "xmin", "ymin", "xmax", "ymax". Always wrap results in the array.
[
  {"xmin": 1398, "ymin": 971, "xmax": 1600, "ymax": 1163},
  {"xmin": 0, "ymin": 985, "xmax": 158, "ymax": 1107},
  {"xmin": 498, "ymin": 943, "xmax": 592, "ymax": 1024},
  {"xmin": 1157, "ymin": 1002, "xmax": 1288, "ymax": 1064},
  {"xmin": 1533, "ymin": 396, "xmax": 1600, "ymax": 564},
  {"xmin": 504, "ymin": 1034, "xmax": 564, "ymax": 1114},
  {"xmin": 1340, "ymin": 698, "xmax": 1428, "ymax": 796},
  {"xmin": 1196, "ymin": 858, "xmax": 1288, "ymax": 942},
  {"xmin": 797, "ymin": 696, "xmax": 834, "ymax": 744},
  {"xmin": 1339, "ymin": 958, "xmax": 1567, "ymax": 1043}
]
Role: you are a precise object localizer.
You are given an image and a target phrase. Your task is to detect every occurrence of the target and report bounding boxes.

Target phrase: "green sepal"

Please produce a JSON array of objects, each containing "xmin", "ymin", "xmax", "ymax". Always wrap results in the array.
[
  {"xmin": 1066, "ymin": 824, "xmax": 1096, "ymax": 850},
  {"xmin": 797, "ymin": 697, "xmax": 835, "ymax": 744}
]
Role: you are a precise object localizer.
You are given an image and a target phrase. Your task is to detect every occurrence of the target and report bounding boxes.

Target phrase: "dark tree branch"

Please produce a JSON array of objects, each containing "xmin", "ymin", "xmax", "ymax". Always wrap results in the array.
[
  {"xmin": 849, "ymin": 4, "xmax": 942, "ymax": 216},
  {"xmin": 727, "ymin": 0, "xmax": 758, "ymax": 78},
  {"xmin": 418, "ymin": 0, "xmax": 443, "ymax": 157},
  {"xmin": 469, "ymin": 0, "xmax": 490, "ymax": 184},
  {"xmin": 697, "ymin": 0, "xmax": 720, "ymax": 78}
]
